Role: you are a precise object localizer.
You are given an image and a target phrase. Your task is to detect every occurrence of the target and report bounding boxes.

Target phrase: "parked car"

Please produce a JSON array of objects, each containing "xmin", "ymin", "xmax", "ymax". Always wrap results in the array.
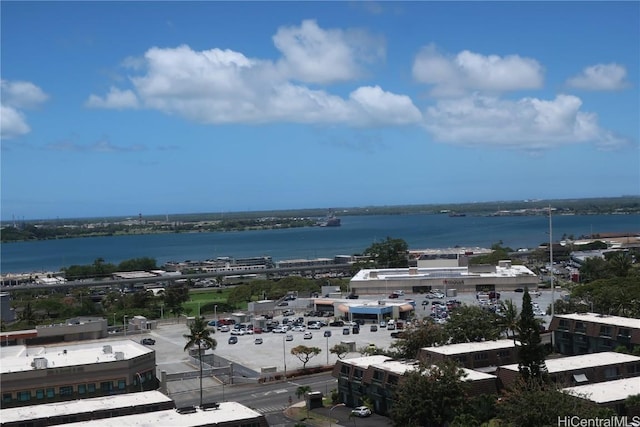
[
  {"xmin": 323, "ymin": 330, "xmax": 332, "ymax": 337},
  {"xmin": 254, "ymin": 338, "xmax": 263, "ymax": 345},
  {"xmin": 370, "ymin": 325, "xmax": 378, "ymax": 332},
  {"xmin": 141, "ymin": 338, "xmax": 155, "ymax": 345},
  {"xmin": 303, "ymin": 332, "xmax": 313, "ymax": 339},
  {"xmin": 329, "ymin": 320, "xmax": 344, "ymax": 327},
  {"xmin": 219, "ymin": 325, "xmax": 230, "ymax": 332},
  {"xmin": 228, "ymin": 336, "xmax": 238, "ymax": 344},
  {"xmin": 286, "ymin": 334, "xmax": 294, "ymax": 341},
  {"xmin": 388, "ymin": 293, "xmax": 399, "ymax": 299},
  {"xmin": 351, "ymin": 406, "xmax": 372, "ymax": 417},
  {"xmin": 230, "ymin": 329, "xmax": 245, "ymax": 336},
  {"xmin": 308, "ymin": 322, "xmax": 321, "ymax": 330},
  {"xmin": 421, "ymin": 300, "xmax": 429, "ymax": 305},
  {"xmin": 342, "ymin": 327, "xmax": 350, "ymax": 335},
  {"xmin": 514, "ymin": 288, "xmax": 524, "ymax": 293}
]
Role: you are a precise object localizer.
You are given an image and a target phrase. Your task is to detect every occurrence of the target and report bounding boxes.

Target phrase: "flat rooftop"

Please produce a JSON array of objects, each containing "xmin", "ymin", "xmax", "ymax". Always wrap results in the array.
[
  {"xmin": 563, "ymin": 377, "xmax": 640, "ymax": 404},
  {"xmin": 422, "ymin": 339, "xmax": 518, "ymax": 355},
  {"xmin": 499, "ymin": 352, "xmax": 640, "ymax": 373},
  {"xmin": 340, "ymin": 355, "xmax": 392, "ymax": 368},
  {"xmin": 0, "ymin": 339, "xmax": 153, "ymax": 374},
  {"xmin": 62, "ymin": 402, "xmax": 263, "ymax": 426},
  {"xmin": 351, "ymin": 265, "xmax": 536, "ymax": 282},
  {"xmin": 553, "ymin": 313, "xmax": 640, "ymax": 329},
  {"xmin": 0, "ymin": 391, "xmax": 173, "ymax": 424},
  {"xmin": 348, "ymin": 357, "xmax": 495, "ymax": 382}
]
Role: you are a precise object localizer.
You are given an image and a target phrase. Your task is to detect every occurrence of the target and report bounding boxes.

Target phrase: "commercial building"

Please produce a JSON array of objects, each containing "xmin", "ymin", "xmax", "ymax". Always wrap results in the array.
[
  {"xmin": 313, "ymin": 298, "xmax": 415, "ymax": 323},
  {"xmin": 0, "ymin": 339, "xmax": 158, "ymax": 408},
  {"xmin": 349, "ymin": 260, "xmax": 539, "ymax": 295},
  {"xmin": 418, "ymin": 339, "xmax": 519, "ymax": 370},
  {"xmin": 496, "ymin": 352, "xmax": 640, "ymax": 390},
  {"xmin": 548, "ymin": 313, "xmax": 640, "ymax": 355}
]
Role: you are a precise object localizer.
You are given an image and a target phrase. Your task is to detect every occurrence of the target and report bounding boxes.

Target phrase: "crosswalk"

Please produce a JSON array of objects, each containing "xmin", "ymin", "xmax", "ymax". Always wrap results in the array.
[{"xmin": 253, "ymin": 404, "xmax": 287, "ymax": 414}]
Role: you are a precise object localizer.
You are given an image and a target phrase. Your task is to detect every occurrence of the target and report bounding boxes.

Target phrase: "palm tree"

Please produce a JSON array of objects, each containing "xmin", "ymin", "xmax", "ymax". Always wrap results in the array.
[
  {"xmin": 498, "ymin": 299, "xmax": 519, "ymax": 343},
  {"xmin": 183, "ymin": 316, "xmax": 217, "ymax": 407}
]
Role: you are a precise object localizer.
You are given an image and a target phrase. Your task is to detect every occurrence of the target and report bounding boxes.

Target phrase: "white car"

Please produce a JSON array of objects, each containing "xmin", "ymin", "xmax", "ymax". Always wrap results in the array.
[
  {"xmin": 351, "ymin": 406, "xmax": 372, "ymax": 417},
  {"xmin": 292, "ymin": 325, "xmax": 306, "ymax": 332},
  {"xmin": 303, "ymin": 332, "xmax": 313, "ymax": 339},
  {"xmin": 285, "ymin": 334, "xmax": 294, "ymax": 341},
  {"xmin": 230, "ymin": 329, "xmax": 245, "ymax": 336},
  {"xmin": 219, "ymin": 325, "xmax": 230, "ymax": 332},
  {"xmin": 308, "ymin": 323, "xmax": 321, "ymax": 330}
]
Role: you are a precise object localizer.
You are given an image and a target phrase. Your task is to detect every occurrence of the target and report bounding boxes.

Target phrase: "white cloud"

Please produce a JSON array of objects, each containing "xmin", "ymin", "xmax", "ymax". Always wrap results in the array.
[
  {"xmin": 86, "ymin": 86, "xmax": 139, "ymax": 109},
  {"xmin": 273, "ymin": 19, "xmax": 384, "ymax": 84},
  {"xmin": 413, "ymin": 44, "xmax": 544, "ymax": 96},
  {"xmin": 0, "ymin": 80, "xmax": 48, "ymax": 139},
  {"xmin": 424, "ymin": 94, "xmax": 628, "ymax": 150},
  {"xmin": 86, "ymin": 22, "xmax": 418, "ymax": 127},
  {"xmin": 0, "ymin": 105, "xmax": 30, "ymax": 139},
  {"xmin": 566, "ymin": 63, "xmax": 629, "ymax": 90}
]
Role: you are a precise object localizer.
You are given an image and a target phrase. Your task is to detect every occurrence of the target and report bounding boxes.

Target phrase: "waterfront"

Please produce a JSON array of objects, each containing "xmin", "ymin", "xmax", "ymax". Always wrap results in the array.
[{"xmin": 1, "ymin": 213, "xmax": 638, "ymax": 274}]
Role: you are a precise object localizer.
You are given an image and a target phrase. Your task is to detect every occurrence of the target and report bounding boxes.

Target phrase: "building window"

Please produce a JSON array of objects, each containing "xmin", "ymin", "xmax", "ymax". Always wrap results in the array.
[
  {"xmin": 118, "ymin": 380, "xmax": 126, "ymax": 390},
  {"xmin": 60, "ymin": 386, "xmax": 73, "ymax": 397},
  {"xmin": 604, "ymin": 367, "xmax": 618, "ymax": 380},
  {"xmin": 497, "ymin": 350, "xmax": 510, "ymax": 358},
  {"xmin": 627, "ymin": 364, "xmax": 640, "ymax": 375},
  {"xmin": 100, "ymin": 382, "xmax": 113, "ymax": 393},
  {"xmin": 87, "ymin": 384, "xmax": 96, "ymax": 393},
  {"xmin": 46, "ymin": 388, "xmax": 55, "ymax": 398},
  {"xmin": 600, "ymin": 326, "xmax": 612, "ymax": 338},
  {"xmin": 558, "ymin": 319, "xmax": 569, "ymax": 330},
  {"xmin": 601, "ymin": 338, "xmax": 612, "ymax": 349},
  {"xmin": 474, "ymin": 353, "xmax": 488, "ymax": 361},
  {"xmin": 340, "ymin": 365, "xmax": 350, "ymax": 376},
  {"xmin": 78, "ymin": 384, "xmax": 86, "ymax": 395},
  {"xmin": 17, "ymin": 391, "xmax": 31, "ymax": 402},
  {"xmin": 575, "ymin": 322, "xmax": 586, "ymax": 333},
  {"xmin": 373, "ymin": 370, "xmax": 385, "ymax": 382},
  {"xmin": 353, "ymin": 369, "xmax": 364, "ymax": 380},
  {"xmin": 2, "ymin": 393, "xmax": 11, "ymax": 404},
  {"xmin": 618, "ymin": 328, "xmax": 631, "ymax": 338},
  {"xmin": 388, "ymin": 375, "xmax": 398, "ymax": 385},
  {"xmin": 36, "ymin": 389, "xmax": 44, "ymax": 399}
]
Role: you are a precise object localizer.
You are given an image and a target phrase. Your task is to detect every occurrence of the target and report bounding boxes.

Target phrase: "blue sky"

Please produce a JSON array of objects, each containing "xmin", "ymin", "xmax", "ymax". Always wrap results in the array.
[{"xmin": 1, "ymin": 1, "xmax": 638, "ymax": 220}]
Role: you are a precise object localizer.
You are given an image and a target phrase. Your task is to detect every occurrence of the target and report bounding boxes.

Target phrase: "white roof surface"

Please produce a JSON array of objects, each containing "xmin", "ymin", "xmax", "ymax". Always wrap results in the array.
[
  {"xmin": 500, "ymin": 352, "xmax": 640, "ymax": 373},
  {"xmin": 422, "ymin": 339, "xmax": 518, "ymax": 355},
  {"xmin": 341, "ymin": 355, "xmax": 392, "ymax": 368},
  {"xmin": 563, "ymin": 378, "xmax": 640, "ymax": 403},
  {"xmin": 351, "ymin": 264, "xmax": 536, "ymax": 281},
  {"xmin": 0, "ymin": 339, "xmax": 152, "ymax": 374},
  {"xmin": 0, "ymin": 391, "xmax": 173, "ymax": 424},
  {"xmin": 62, "ymin": 402, "xmax": 263, "ymax": 426},
  {"xmin": 554, "ymin": 313, "xmax": 640, "ymax": 329},
  {"xmin": 348, "ymin": 357, "xmax": 495, "ymax": 382}
]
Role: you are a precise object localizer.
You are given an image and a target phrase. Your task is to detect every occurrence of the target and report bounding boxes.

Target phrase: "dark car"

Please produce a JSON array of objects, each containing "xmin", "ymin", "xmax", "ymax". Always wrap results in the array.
[
  {"xmin": 514, "ymin": 288, "xmax": 524, "ymax": 293},
  {"xmin": 370, "ymin": 325, "xmax": 378, "ymax": 332},
  {"xmin": 323, "ymin": 330, "xmax": 332, "ymax": 337},
  {"xmin": 329, "ymin": 320, "xmax": 344, "ymax": 327},
  {"xmin": 228, "ymin": 336, "xmax": 238, "ymax": 344},
  {"xmin": 141, "ymin": 338, "xmax": 155, "ymax": 345}
]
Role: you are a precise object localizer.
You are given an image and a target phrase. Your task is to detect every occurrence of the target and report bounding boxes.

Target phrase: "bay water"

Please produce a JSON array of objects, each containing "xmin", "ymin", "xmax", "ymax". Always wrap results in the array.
[{"xmin": 1, "ymin": 213, "xmax": 638, "ymax": 274}]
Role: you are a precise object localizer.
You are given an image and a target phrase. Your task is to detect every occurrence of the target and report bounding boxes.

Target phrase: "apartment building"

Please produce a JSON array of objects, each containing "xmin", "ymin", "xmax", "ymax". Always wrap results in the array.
[
  {"xmin": 332, "ymin": 355, "xmax": 497, "ymax": 416},
  {"xmin": 418, "ymin": 339, "xmax": 519, "ymax": 370},
  {"xmin": 563, "ymin": 377, "xmax": 640, "ymax": 417},
  {"xmin": 549, "ymin": 313, "xmax": 640, "ymax": 355},
  {"xmin": 497, "ymin": 352, "xmax": 640, "ymax": 389}
]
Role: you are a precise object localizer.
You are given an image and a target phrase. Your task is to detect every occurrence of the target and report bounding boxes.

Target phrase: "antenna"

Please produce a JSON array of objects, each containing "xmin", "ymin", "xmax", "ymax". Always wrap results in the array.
[{"xmin": 549, "ymin": 205, "xmax": 554, "ymax": 317}]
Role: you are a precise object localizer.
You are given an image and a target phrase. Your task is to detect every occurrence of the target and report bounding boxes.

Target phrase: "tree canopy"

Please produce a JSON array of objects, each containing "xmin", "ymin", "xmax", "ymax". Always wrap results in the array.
[
  {"xmin": 290, "ymin": 345, "xmax": 321, "ymax": 370},
  {"xmin": 363, "ymin": 237, "xmax": 409, "ymax": 268}
]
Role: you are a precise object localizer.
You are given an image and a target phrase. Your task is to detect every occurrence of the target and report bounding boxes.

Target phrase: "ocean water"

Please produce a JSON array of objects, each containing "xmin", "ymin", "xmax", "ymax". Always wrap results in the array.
[{"xmin": 1, "ymin": 213, "xmax": 638, "ymax": 274}]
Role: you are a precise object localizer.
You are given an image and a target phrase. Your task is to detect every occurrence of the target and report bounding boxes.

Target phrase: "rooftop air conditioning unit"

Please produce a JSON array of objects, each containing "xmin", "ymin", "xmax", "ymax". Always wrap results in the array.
[
  {"xmin": 102, "ymin": 345, "xmax": 112, "ymax": 354},
  {"xmin": 32, "ymin": 357, "xmax": 48, "ymax": 369}
]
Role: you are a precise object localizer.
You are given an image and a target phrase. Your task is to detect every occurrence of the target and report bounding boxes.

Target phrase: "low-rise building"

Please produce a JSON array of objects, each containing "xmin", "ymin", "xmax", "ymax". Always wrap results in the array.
[
  {"xmin": 497, "ymin": 352, "xmax": 640, "ymax": 390},
  {"xmin": 549, "ymin": 313, "xmax": 640, "ymax": 355},
  {"xmin": 418, "ymin": 339, "xmax": 519, "ymax": 370},
  {"xmin": 350, "ymin": 261, "xmax": 538, "ymax": 295},
  {"xmin": 562, "ymin": 377, "xmax": 640, "ymax": 417},
  {"xmin": 0, "ymin": 339, "xmax": 158, "ymax": 409},
  {"xmin": 332, "ymin": 355, "xmax": 497, "ymax": 416}
]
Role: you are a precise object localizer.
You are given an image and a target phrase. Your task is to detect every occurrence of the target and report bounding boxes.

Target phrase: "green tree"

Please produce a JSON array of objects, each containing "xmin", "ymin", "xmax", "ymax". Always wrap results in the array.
[
  {"xmin": 498, "ymin": 299, "xmax": 519, "ymax": 341},
  {"xmin": 570, "ymin": 277, "xmax": 640, "ymax": 318},
  {"xmin": 329, "ymin": 344, "xmax": 350, "ymax": 360},
  {"xmin": 391, "ymin": 360, "xmax": 468, "ymax": 427},
  {"xmin": 290, "ymin": 345, "xmax": 321, "ymax": 370},
  {"xmin": 516, "ymin": 288, "xmax": 547, "ymax": 386},
  {"xmin": 389, "ymin": 321, "xmax": 447, "ymax": 359},
  {"xmin": 19, "ymin": 302, "xmax": 37, "ymax": 327},
  {"xmin": 183, "ymin": 316, "xmax": 217, "ymax": 407},
  {"xmin": 363, "ymin": 237, "xmax": 409, "ymax": 268},
  {"xmin": 579, "ymin": 256, "xmax": 609, "ymax": 282},
  {"xmin": 165, "ymin": 283, "xmax": 189, "ymax": 319},
  {"xmin": 496, "ymin": 381, "xmax": 615, "ymax": 427},
  {"xmin": 444, "ymin": 305, "xmax": 501, "ymax": 343},
  {"xmin": 605, "ymin": 251, "xmax": 633, "ymax": 277}
]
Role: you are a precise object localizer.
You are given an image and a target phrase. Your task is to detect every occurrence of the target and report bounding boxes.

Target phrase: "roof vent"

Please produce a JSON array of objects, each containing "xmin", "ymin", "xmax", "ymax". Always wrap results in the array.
[
  {"xmin": 32, "ymin": 357, "xmax": 48, "ymax": 369},
  {"xmin": 176, "ymin": 406, "xmax": 197, "ymax": 414},
  {"xmin": 115, "ymin": 351, "xmax": 125, "ymax": 360},
  {"xmin": 102, "ymin": 345, "xmax": 112, "ymax": 354}
]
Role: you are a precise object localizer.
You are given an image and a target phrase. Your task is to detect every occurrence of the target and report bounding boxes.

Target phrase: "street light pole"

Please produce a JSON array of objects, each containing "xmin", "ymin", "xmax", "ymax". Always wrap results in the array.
[
  {"xmin": 326, "ymin": 335, "xmax": 329, "ymax": 365},
  {"xmin": 283, "ymin": 335, "xmax": 287, "ymax": 377},
  {"xmin": 329, "ymin": 403, "xmax": 346, "ymax": 427},
  {"xmin": 214, "ymin": 305, "xmax": 217, "ymax": 322},
  {"xmin": 123, "ymin": 315, "xmax": 128, "ymax": 336}
]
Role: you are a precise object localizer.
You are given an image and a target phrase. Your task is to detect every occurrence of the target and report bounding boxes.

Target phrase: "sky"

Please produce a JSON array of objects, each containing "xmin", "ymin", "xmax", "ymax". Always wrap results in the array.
[{"xmin": 1, "ymin": 1, "xmax": 639, "ymax": 221}]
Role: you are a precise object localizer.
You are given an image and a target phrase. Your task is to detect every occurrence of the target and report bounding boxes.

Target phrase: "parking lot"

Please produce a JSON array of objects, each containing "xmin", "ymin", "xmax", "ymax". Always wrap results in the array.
[{"xmin": 143, "ymin": 287, "xmax": 565, "ymax": 379}]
